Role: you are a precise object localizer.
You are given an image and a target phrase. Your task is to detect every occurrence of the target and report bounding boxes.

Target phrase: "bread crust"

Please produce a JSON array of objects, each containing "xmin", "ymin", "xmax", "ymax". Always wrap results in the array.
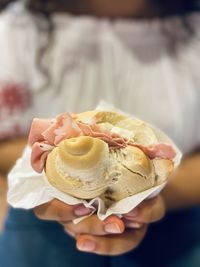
[{"xmin": 45, "ymin": 110, "xmax": 174, "ymax": 205}]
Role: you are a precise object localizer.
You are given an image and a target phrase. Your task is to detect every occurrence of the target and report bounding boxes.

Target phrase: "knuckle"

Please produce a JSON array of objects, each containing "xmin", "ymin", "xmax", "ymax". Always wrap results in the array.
[
  {"xmin": 69, "ymin": 223, "xmax": 83, "ymax": 235},
  {"xmin": 57, "ymin": 207, "xmax": 71, "ymax": 221},
  {"xmin": 82, "ymin": 217, "xmax": 101, "ymax": 234},
  {"xmin": 34, "ymin": 207, "xmax": 45, "ymax": 219},
  {"xmin": 70, "ymin": 220, "xmax": 94, "ymax": 235}
]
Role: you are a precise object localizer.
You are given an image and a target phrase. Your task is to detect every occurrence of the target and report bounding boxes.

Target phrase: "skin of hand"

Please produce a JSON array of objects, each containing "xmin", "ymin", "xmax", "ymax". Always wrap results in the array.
[
  {"xmin": 3, "ymin": 138, "xmax": 199, "ymax": 255},
  {"xmin": 34, "ymin": 195, "xmax": 166, "ymax": 255},
  {"xmin": 0, "ymin": 137, "xmax": 27, "ymax": 175}
]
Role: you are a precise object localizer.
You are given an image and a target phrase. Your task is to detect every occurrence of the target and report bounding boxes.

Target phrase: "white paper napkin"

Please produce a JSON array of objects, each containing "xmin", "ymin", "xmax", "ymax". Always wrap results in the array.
[{"xmin": 7, "ymin": 103, "xmax": 182, "ymax": 223}]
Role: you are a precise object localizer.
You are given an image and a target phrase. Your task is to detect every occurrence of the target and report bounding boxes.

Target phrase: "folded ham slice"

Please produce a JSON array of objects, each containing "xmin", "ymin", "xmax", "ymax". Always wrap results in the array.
[
  {"xmin": 31, "ymin": 142, "xmax": 54, "ymax": 173},
  {"xmin": 28, "ymin": 112, "xmax": 176, "ymax": 173},
  {"xmin": 28, "ymin": 118, "xmax": 53, "ymax": 146}
]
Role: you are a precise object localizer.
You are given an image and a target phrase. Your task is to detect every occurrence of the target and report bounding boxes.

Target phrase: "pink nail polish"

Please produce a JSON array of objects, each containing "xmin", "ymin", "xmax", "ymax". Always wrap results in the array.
[
  {"xmin": 104, "ymin": 223, "xmax": 122, "ymax": 234},
  {"xmin": 77, "ymin": 240, "xmax": 96, "ymax": 252},
  {"xmin": 126, "ymin": 222, "xmax": 142, "ymax": 229},
  {"xmin": 124, "ymin": 208, "xmax": 139, "ymax": 218},
  {"xmin": 74, "ymin": 206, "xmax": 91, "ymax": 216}
]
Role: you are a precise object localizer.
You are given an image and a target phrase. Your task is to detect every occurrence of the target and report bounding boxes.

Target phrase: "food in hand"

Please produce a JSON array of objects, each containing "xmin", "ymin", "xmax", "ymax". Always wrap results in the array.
[{"xmin": 28, "ymin": 111, "xmax": 176, "ymax": 206}]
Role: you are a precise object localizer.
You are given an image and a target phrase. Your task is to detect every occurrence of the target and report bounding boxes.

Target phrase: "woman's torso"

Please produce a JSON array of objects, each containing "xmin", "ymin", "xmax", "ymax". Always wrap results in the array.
[{"xmin": 1, "ymin": 3, "xmax": 199, "ymax": 153}]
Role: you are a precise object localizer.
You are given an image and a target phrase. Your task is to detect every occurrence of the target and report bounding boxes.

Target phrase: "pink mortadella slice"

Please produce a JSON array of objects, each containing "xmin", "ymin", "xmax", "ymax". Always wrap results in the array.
[
  {"xmin": 31, "ymin": 142, "xmax": 54, "ymax": 173},
  {"xmin": 28, "ymin": 112, "xmax": 176, "ymax": 173},
  {"xmin": 28, "ymin": 118, "xmax": 53, "ymax": 146},
  {"xmin": 132, "ymin": 143, "xmax": 176, "ymax": 160}
]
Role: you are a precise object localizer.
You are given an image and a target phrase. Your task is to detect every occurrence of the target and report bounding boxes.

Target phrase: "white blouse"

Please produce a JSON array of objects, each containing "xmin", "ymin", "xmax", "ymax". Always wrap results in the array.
[{"xmin": 0, "ymin": 2, "xmax": 200, "ymax": 154}]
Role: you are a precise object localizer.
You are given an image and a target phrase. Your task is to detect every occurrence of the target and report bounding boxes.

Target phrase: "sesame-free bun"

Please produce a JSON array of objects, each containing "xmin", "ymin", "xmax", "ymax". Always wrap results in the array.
[{"xmin": 45, "ymin": 111, "xmax": 174, "ymax": 206}]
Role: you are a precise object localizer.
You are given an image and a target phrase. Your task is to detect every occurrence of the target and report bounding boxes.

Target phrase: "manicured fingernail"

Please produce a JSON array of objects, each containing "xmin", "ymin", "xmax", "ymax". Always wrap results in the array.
[
  {"xmin": 74, "ymin": 206, "xmax": 91, "ymax": 216},
  {"xmin": 77, "ymin": 240, "xmax": 96, "ymax": 252},
  {"xmin": 126, "ymin": 222, "xmax": 142, "ymax": 229},
  {"xmin": 104, "ymin": 223, "xmax": 122, "ymax": 234},
  {"xmin": 125, "ymin": 208, "xmax": 139, "ymax": 218}
]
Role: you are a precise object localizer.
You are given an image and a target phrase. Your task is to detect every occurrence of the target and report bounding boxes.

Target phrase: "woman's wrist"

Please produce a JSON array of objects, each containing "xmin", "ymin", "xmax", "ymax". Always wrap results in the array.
[{"xmin": 161, "ymin": 153, "xmax": 200, "ymax": 211}]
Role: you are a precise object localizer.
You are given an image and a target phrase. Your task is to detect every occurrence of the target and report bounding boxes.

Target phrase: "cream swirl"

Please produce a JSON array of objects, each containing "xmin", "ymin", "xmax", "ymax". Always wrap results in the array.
[
  {"xmin": 58, "ymin": 136, "xmax": 108, "ymax": 170},
  {"xmin": 45, "ymin": 136, "xmax": 111, "ymax": 199}
]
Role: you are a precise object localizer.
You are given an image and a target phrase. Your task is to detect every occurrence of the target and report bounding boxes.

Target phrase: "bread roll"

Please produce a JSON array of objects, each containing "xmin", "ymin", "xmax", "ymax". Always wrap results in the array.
[{"xmin": 42, "ymin": 111, "xmax": 175, "ymax": 206}]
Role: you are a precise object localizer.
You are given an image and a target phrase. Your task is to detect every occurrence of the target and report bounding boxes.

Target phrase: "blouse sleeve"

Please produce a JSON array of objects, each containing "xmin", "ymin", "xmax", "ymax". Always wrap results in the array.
[{"xmin": 0, "ymin": 8, "xmax": 33, "ymax": 140}]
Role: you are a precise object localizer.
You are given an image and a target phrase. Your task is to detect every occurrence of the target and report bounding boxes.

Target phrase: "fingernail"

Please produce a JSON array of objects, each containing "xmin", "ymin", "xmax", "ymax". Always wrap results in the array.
[
  {"xmin": 77, "ymin": 240, "xmax": 96, "ymax": 252},
  {"xmin": 104, "ymin": 223, "xmax": 122, "ymax": 234},
  {"xmin": 125, "ymin": 208, "xmax": 139, "ymax": 218},
  {"xmin": 126, "ymin": 222, "xmax": 142, "ymax": 229},
  {"xmin": 74, "ymin": 206, "xmax": 91, "ymax": 216}
]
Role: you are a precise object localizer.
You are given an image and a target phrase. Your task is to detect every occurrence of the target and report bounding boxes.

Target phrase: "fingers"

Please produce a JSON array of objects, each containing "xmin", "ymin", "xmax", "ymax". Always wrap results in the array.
[
  {"xmin": 124, "ymin": 196, "xmax": 166, "ymax": 224},
  {"xmin": 62, "ymin": 215, "xmax": 125, "ymax": 236},
  {"xmin": 34, "ymin": 199, "xmax": 92, "ymax": 222},
  {"xmin": 76, "ymin": 225, "xmax": 148, "ymax": 256},
  {"xmin": 123, "ymin": 219, "xmax": 144, "ymax": 229},
  {"xmin": 64, "ymin": 227, "xmax": 76, "ymax": 238}
]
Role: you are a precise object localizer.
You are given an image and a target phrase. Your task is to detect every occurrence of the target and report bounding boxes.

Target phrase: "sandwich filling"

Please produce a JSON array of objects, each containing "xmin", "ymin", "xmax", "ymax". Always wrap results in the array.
[{"xmin": 28, "ymin": 112, "xmax": 176, "ymax": 173}]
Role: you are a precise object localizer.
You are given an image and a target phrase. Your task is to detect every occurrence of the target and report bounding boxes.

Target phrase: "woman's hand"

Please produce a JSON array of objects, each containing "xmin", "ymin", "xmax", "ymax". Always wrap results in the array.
[
  {"xmin": 123, "ymin": 195, "xmax": 166, "ymax": 228},
  {"xmin": 66, "ymin": 219, "xmax": 148, "ymax": 256},
  {"xmin": 34, "ymin": 195, "xmax": 166, "ymax": 255}
]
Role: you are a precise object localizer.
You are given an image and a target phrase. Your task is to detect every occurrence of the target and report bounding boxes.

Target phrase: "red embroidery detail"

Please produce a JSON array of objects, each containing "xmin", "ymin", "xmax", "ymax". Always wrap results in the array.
[
  {"xmin": 0, "ymin": 83, "xmax": 32, "ymax": 115},
  {"xmin": 0, "ymin": 82, "xmax": 32, "ymax": 139}
]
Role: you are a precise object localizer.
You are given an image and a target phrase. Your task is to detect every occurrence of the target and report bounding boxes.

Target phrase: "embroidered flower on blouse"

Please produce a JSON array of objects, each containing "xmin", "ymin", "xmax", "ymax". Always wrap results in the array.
[
  {"xmin": 0, "ymin": 82, "xmax": 32, "ymax": 139},
  {"xmin": 0, "ymin": 83, "xmax": 32, "ymax": 115}
]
